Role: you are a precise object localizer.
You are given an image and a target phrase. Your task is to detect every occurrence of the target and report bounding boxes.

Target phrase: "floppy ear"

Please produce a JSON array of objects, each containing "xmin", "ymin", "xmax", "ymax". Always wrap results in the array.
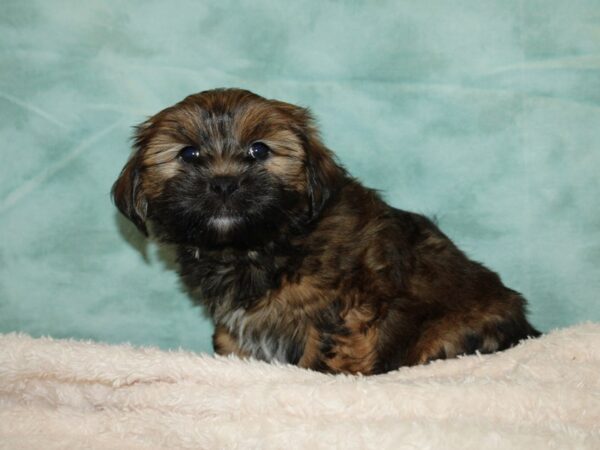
[
  {"xmin": 271, "ymin": 100, "xmax": 347, "ymax": 221},
  {"xmin": 270, "ymin": 99, "xmax": 344, "ymax": 219},
  {"xmin": 111, "ymin": 152, "xmax": 148, "ymax": 236},
  {"xmin": 271, "ymin": 100, "xmax": 346, "ymax": 220},
  {"xmin": 302, "ymin": 123, "xmax": 344, "ymax": 220},
  {"xmin": 281, "ymin": 105, "xmax": 344, "ymax": 220}
]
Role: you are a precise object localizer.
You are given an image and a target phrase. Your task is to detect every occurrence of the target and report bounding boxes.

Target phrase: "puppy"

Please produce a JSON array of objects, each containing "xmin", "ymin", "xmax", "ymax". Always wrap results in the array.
[{"xmin": 112, "ymin": 88, "xmax": 539, "ymax": 374}]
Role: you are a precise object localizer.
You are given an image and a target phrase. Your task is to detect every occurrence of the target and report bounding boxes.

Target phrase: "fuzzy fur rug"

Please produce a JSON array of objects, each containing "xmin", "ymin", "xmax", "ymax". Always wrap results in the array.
[{"xmin": 1, "ymin": 324, "xmax": 599, "ymax": 449}]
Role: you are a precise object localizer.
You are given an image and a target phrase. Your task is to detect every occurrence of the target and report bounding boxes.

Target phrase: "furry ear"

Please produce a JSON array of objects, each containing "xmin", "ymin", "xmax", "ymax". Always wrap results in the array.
[
  {"xmin": 111, "ymin": 153, "xmax": 148, "ymax": 236},
  {"xmin": 302, "ymin": 125, "xmax": 344, "ymax": 220},
  {"xmin": 270, "ymin": 99, "xmax": 344, "ymax": 219}
]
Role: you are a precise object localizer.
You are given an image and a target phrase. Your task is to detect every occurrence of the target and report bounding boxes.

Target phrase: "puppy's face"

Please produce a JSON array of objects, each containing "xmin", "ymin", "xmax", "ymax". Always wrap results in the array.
[{"xmin": 113, "ymin": 89, "xmax": 341, "ymax": 247}]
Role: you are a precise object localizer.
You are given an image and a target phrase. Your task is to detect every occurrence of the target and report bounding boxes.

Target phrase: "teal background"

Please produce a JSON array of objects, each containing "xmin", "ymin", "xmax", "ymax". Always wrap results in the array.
[{"xmin": 1, "ymin": 1, "xmax": 599, "ymax": 354}]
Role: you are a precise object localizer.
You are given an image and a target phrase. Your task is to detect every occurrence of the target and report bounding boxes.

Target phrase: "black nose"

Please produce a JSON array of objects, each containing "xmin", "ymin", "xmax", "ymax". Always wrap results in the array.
[{"xmin": 209, "ymin": 176, "xmax": 239, "ymax": 196}]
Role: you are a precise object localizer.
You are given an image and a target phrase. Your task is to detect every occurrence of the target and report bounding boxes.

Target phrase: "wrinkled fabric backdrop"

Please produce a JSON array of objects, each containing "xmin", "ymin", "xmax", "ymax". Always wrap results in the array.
[{"xmin": 1, "ymin": 0, "xmax": 599, "ymax": 353}]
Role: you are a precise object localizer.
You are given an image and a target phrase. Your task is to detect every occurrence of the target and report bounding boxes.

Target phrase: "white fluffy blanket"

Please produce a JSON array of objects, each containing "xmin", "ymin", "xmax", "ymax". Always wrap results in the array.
[{"xmin": 1, "ymin": 324, "xmax": 599, "ymax": 449}]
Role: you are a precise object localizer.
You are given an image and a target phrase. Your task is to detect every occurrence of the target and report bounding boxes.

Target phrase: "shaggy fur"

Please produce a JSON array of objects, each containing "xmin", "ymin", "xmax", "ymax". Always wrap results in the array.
[
  {"xmin": 1, "ymin": 325, "xmax": 599, "ymax": 449},
  {"xmin": 112, "ymin": 88, "xmax": 539, "ymax": 374}
]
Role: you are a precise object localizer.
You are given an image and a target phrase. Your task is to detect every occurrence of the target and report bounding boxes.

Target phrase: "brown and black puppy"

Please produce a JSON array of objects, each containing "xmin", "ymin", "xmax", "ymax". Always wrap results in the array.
[{"xmin": 112, "ymin": 88, "xmax": 539, "ymax": 375}]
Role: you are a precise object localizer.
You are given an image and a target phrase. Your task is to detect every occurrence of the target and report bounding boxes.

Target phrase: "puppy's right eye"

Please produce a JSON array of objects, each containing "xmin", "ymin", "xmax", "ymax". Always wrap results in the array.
[{"xmin": 179, "ymin": 146, "xmax": 201, "ymax": 163}]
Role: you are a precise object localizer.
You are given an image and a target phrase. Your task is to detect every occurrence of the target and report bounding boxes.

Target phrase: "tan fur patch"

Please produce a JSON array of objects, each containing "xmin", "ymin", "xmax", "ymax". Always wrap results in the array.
[
  {"xmin": 324, "ymin": 305, "xmax": 380, "ymax": 374},
  {"xmin": 213, "ymin": 325, "xmax": 250, "ymax": 358},
  {"xmin": 270, "ymin": 276, "xmax": 329, "ymax": 312},
  {"xmin": 297, "ymin": 325, "xmax": 321, "ymax": 369},
  {"xmin": 141, "ymin": 144, "xmax": 183, "ymax": 198}
]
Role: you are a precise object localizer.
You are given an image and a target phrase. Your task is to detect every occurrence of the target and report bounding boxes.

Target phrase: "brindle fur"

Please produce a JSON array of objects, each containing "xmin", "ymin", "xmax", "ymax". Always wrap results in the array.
[{"xmin": 113, "ymin": 88, "xmax": 540, "ymax": 375}]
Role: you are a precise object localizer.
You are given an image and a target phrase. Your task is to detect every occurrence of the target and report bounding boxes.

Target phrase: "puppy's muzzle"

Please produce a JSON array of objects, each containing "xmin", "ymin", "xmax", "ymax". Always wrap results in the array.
[{"xmin": 209, "ymin": 176, "xmax": 239, "ymax": 197}]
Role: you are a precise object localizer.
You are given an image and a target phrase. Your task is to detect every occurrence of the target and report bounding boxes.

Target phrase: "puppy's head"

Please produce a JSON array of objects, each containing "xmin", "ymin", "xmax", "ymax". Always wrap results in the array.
[{"xmin": 112, "ymin": 88, "xmax": 343, "ymax": 247}]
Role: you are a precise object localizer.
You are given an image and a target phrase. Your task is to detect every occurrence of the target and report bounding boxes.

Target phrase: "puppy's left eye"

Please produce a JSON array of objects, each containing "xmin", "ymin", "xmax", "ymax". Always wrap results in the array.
[
  {"xmin": 179, "ymin": 146, "xmax": 201, "ymax": 163},
  {"xmin": 248, "ymin": 142, "xmax": 270, "ymax": 161}
]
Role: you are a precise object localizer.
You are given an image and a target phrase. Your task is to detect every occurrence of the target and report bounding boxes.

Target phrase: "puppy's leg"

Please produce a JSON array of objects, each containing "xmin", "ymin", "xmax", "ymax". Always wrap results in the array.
[
  {"xmin": 212, "ymin": 325, "xmax": 250, "ymax": 358},
  {"xmin": 298, "ymin": 306, "xmax": 381, "ymax": 375},
  {"xmin": 406, "ymin": 306, "xmax": 539, "ymax": 365},
  {"xmin": 406, "ymin": 317, "xmax": 494, "ymax": 365}
]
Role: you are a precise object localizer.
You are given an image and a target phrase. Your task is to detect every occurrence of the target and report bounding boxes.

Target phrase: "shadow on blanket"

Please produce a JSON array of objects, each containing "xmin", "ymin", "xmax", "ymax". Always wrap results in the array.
[{"xmin": 1, "ymin": 324, "xmax": 599, "ymax": 449}]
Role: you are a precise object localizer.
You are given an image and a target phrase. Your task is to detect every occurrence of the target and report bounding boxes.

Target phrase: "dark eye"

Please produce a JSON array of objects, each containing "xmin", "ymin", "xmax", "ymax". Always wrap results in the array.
[
  {"xmin": 179, "ymin": 146, "xmax": 201, "ymax": 163},
  {"xmin": 248, "ymin": 142, "xmax": 270, "ymax": 161}
]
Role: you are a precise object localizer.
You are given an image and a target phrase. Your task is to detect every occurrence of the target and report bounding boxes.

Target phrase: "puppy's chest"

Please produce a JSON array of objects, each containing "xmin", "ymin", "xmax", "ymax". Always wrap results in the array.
[
  {"xmin": 181, "ymin": 248, "xmax": 284, "ymax": 308},
  {"xmin": 182, "ymin": 249, "xmax": 306, "ymax": 363},
  {"xmin": 217, "ymin": 305, "xmax": 304, "ymax": 364}
]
